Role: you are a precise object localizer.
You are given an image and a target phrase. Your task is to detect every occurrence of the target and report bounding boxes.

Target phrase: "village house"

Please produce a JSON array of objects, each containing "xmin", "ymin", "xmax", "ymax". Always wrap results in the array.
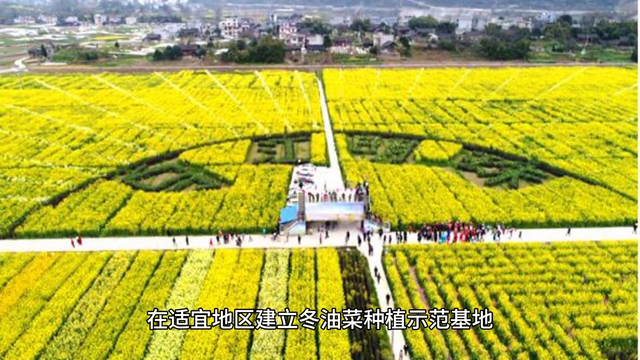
[{"xmin": 219, "ymin": 16, "xmax": 240, "ymax": 39}]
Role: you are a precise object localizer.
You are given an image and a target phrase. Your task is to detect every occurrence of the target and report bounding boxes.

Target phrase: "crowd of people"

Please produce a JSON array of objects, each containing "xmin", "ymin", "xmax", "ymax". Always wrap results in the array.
[
  {"xmin": 170, "ymin": 230, "xmax": 254, "ymax": 248},
  {"xmin": 302, "ymin": 182, "xmax": 370, "ymax": 204},
  {"xmin": 304, "ymin": 189, "xmax": 366, "ymax": 203},
  {"xmin": 361, "ymin": 216, "xmax": 524, "ymax": 245},
  {"xmin": 414, "ymin": 222, "xmax": 521, "ymax": 244},
  {"xmin": 70, "ymin": 235, "xmax": 82, "ymax": 248}
]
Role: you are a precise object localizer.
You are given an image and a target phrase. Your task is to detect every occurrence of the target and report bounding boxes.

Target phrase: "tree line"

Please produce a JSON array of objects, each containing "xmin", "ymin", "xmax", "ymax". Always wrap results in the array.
[{"xmin": 221, "ymin": 37, "xmax": 286, "ymax": 64}]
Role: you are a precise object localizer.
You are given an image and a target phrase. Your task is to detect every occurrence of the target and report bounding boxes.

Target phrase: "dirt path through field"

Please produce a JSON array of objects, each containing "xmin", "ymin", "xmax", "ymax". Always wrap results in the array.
[{"xmin": 13, "ymin": 61, "xmax": 631, "ymax": 74}]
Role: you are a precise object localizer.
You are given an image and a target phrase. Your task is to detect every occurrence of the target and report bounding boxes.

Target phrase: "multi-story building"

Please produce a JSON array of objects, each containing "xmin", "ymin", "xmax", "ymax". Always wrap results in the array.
[
  {"xmin": 455, "ymin": 15, "xmax": 473, "ymax": 34},
  {"xmin": 283, "ymin": 33, "xmax": 306, "ymax": 47},
  {"xmin": 472, "ymin": 16, "xmax": 488, "ymax": 31},
  {"xmin": 239, "ymin": 18, "xmax": 254, "ymax": 33},
  {"xmin": 490, "ymin": 17, "xmax": 533, "ymax": 30},
  {"xmin": 454, "ymin": 14, "xmax": 490, "ymax": 35},
  {"xmin": 278, "ymin": 20, "xmax": 297, "ymax": 40},
  {"xmin": 219, "ymin": 16, "xmax": 240, "ymax": 39}
]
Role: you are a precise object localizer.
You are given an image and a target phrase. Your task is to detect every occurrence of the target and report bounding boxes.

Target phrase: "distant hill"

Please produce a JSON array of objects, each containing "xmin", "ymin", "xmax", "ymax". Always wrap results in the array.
[
  {"xmin": 223, "ymin": 0, "xmax": 634, "ymax": 13},
  {"xmin": 419, "ymin": 0, "xmax": 634, "ymax": 12}
]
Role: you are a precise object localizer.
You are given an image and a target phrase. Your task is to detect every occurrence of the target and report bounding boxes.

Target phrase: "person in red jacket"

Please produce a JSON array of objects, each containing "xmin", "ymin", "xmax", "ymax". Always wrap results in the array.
[{"xmin": 77, "ymin": 235, "xmax": 82, "ymax": 246}]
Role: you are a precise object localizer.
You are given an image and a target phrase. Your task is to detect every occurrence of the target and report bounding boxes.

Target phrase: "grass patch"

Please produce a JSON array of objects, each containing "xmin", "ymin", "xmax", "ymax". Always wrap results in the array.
[
  {"xmin": 344, "ymin": 133, "xmax": 557, "ymax": 190},
  {"xmin": 346, "ymin": 134, "xmax": 419, "ymax": 164},
  {"xmin": 247, "ymin": 135, "xmax": 311, "ymax": 164},
  {"xmin": 454, "ymin": 149, "xmax": 555, "ymax": 189},
  {"xmin": 119, "ymin": 158, "xmax": 231, "ymax": 192}
]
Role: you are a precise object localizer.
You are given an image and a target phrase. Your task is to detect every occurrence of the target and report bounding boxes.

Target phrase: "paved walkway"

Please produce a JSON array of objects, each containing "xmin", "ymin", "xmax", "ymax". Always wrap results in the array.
[
  {"xmin": 0, "ymin": 226, "xmax": 633, "ymax": 253},
  {"xmin": 0, "ymin": 227, "xmax": 635, "ymax": 360},
  {"xmin": 25, "ymin": 62, "xmax": 632, "ymax": 74},
  {"xmin": 317, "ymin": 75, "xmax": 345, "ymax": 191}
]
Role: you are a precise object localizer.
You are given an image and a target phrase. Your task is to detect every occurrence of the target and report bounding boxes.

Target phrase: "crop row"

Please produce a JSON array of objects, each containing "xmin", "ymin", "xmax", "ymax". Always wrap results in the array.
[
  {"xmin": 384, "ymin": 241, "xmax": 638, "ymax": 360},
  {"xmin": 0, "ymin": 248, "xmax": 387, "ymax": 360},
  {"xmin": 338, "ymin": 134, "xmax": 636, "ymax": 228},
  {"xmin": 250, "ymin": 250, "xmax": 290, "ymax": 360},
  {"xmin": 325, "ymin": 67, "xmax": 637, "ymax": 208},
  {"xmin": 0, "ymin": 71, "xmax": 322, "ymax": 168},
  {"xmin": 7, "ymin": 164, "xmax": 291, "ymax": 238},
  {"xmin": 179, "ymin": 140, "xmax": 252, "ymax": 165},
  {"xmin": 311, "ymin": 132, "xmax": 329, "ymax": 166}
]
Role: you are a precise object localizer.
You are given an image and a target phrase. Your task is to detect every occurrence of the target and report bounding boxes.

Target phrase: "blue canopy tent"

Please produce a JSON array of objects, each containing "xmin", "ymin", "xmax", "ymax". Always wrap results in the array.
[{"xmin": 279, "ymin": 205, "xmax": 298, "ymax": 224}]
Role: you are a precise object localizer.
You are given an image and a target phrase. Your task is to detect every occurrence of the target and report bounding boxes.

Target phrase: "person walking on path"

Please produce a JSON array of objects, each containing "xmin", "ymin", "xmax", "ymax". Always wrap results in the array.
[
  {"xmin": 185, "ymin": 236, "xmax": 189, "ymax": 246},
  {"xmin": 209, "ymin": 238, "xmax": 213, "ymax": 248},
  {"xmin": 319, "ymin": 232, "xmax": 323, "ymax": 245},
  {"xmin": 172, "ymin": 237, "xmax": 176, "ymax": 247},
  {"xmin": 374, "ymin": 266, "xmax": 379, "ymax": 278},
  {"xmin": 368, "ymin": 243, "xmax": 373, "ymax": 257},
  {"xmin": 357, "ymin": 235, "xmax": 362, "ymax": 247},
  {"xmin": 77, "ymin": 235, "xmax": 82, "ymax": 246},
  {"xmin": 376, "ymin": 273, "xmax": 381, "ymax": 284},
  {"xmin": 566, "ymin": 227, "xmax": 571, "ymax": 236},
  {"xmin": 404, "ymin": 344, "xmax": 409, "ymax": 357},
  {"xmin": 71, "ymin": 238, "xmax": 75, "ymax": 248},
  {"xmin": 399, "ymin": 349, "xmax": 404, "ymax": 360},
  {"xmin": 298, "ymin": 235, "xmax": 301, "ymax": 245},
  {"xmin": 345, "ymin": 231, "xmax": 350, "ymax": 245},
  {"xmin": 633, "ymin": 221, "xmax": 637, "ymax": 234},
  {"xmin": 386, "ymin": 293, "xmax": 391, "ymax": 306}
]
